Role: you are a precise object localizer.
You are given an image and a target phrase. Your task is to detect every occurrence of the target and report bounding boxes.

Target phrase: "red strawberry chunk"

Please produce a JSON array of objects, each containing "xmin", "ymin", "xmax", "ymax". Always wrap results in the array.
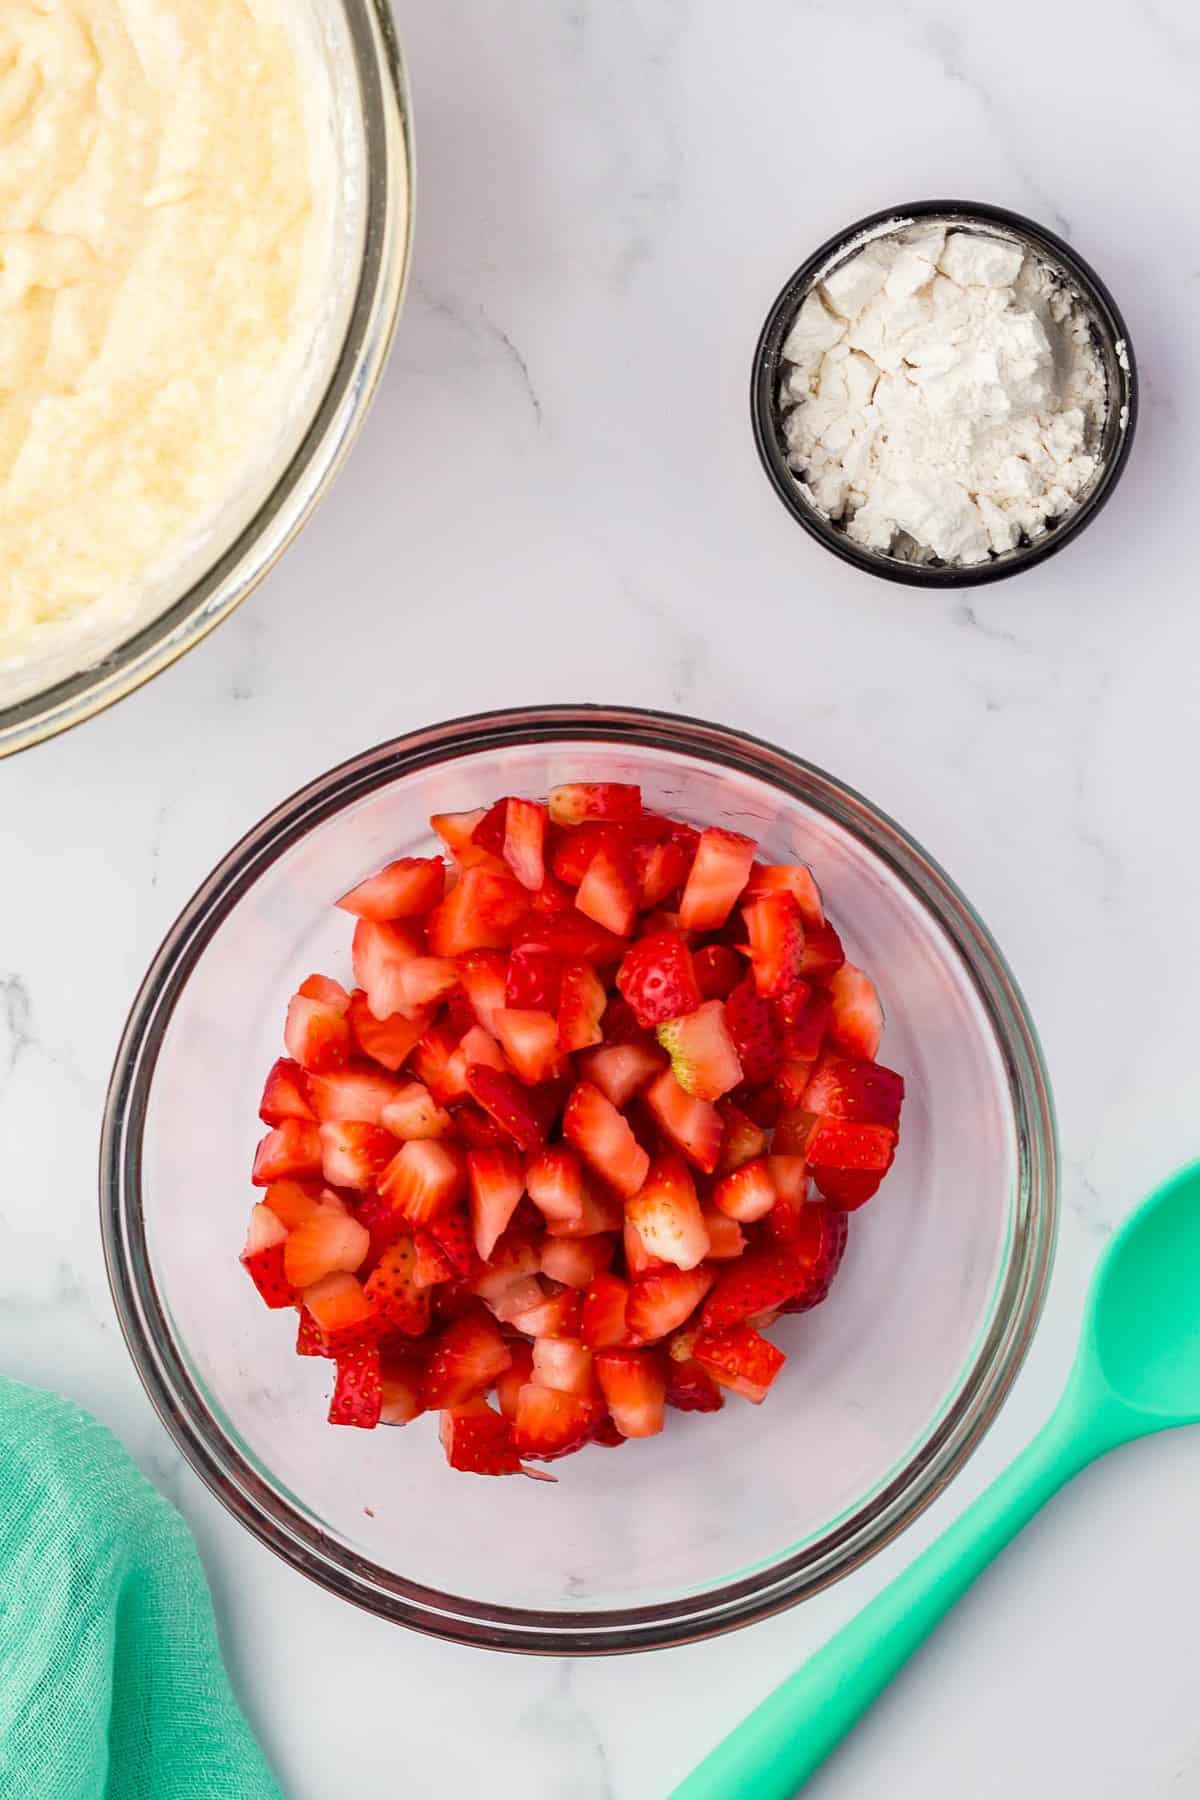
[
  {"xmin": 623, "ymin": 1216, "xmax": 668, "ymax": 1279},
  {"xmin": 525, "ymin": 1145, "xmax": 586, "ymax": 1229},
  {"xmin": 741, "ymin": 892, "xmax": 805, "ymax": 999},
  {"xmin": 508, "ymin": 1284, "xmax": 583, "ymax": 1340},
  {"xmin": 259, "ymin": 1057, "xmax": 314, "ymax": 1125},
  {"xmin": 799, "ymin": 918, "xmax": 846, "ymax": 980},
  {"xmin": 363, "ymin": 1237, "xmax": 430, "ymax": 1336},
  {"xmin": 637, "ymin": 837, "xmax": 693, "ymax": 909},
  {"xmin": 298, "ymin": 974, "xmax": 351, "ymax": 1011},
  {"xmin": 773, "ymin": 982, "xmax": 831, "ymax": 1062},
  {"xmin": 577, "ymin": 1042, "xmax": 666, "ymax": 1108},
  {"xmin": 431, "ymin": 808, "xmax": 486, "ymax": 853},
  {"xmin": 811, "ymin": 1166, "xmax": 888, "ymax": 1210},
  {"xmin": 724, "ymin": 977, "xmax": 783, "ymax": 1085},
  {"xmin": 827, "ymin": 963, "xmax": 884, "ymax": 1060},
  {"xmin": 351, "ymin": 919, "xmax": 425, "ymax": 1020},
  {"xmin": 594, "ymin": 1348, "xmax": 666, "ymax": 1438},
  {"xmin": 581, "ymin": 1273, "xmax": 634, "ymax": 1348},
  {"xmin": 803, "ymin": 1053, "xmax": 904, "ymax": 1127},
  {"xmin": 531, "ymin": 1337, "xmax": 597, "ymax": 1397},
  {"xmin": 296, "ymin": 1309, "xmax": 330, "ymax": 1357},
  {"xmin": 743, "ymin": 862, "xmax": 824, "ymax": 930},
  {"xmin": 678, "ymin": 827, "xmax": 756, "ymax": 931},
  {"xmin": 777, "ymin": 1205, "xmax": 849, "ymax": 1310},
  {"xmin": 700, "ymin": 1247, "xmax": 813, "ymax": 1332},
  {"xmin": 806, "ymin": 1119, "xmax": 896, "ymax": 1172},
  {"xmin": 503, "ymin": 798, "xmax": 548, "ymax": 891},
  {"xmin": 715, "ymin": 1100, "xmax": 767, "ymax": 1173},
  {"xmin": 494, "ymin": 1340, "xmax": 535, "ymax": 1420},
  {"xmin": 643, "ymin": 1069, "xmax": 724, "ymax": 1174},
  {"xmin": 439, "ymin": 1399, "xmax": 524, "ymax": 1475},
  {"xmin": 626, "ymin": 1265, "xmax": 715, "ymax": 1343},
  {"xmin": 337, "ymin": 857, "xmax": 445, "ymax": 921},
  {"xmin": 773, "ymin": 1105, "xmax": 816, "ymax": 1156},
  {"xmin": 252, "ymin": 1119, "xmax": 323, "ymax": 1185},
  {"xmin": 409, "ymin": 1020, "xmax": 463, "ymax": 1100},
  {"xmin": 556, "ymin": 960, "xmax": 607, "ymax": 1053},
  {"xmin": 347, "ymin": 990, "xmax": 432, "ymax": 1071},
  {"xmin": 283, "ymin": 993, "xmax": 351, "ymax": 1074},
  {"xmin": 380, "ymin": 1080, "xmax": 453, "ymax": 1140},
  {"xmin": 665, "ymin": 1356, "xmax": 724, "ymax": 1413},
  {"xmin": 601, "ymin": 995, "xmax": 654, "ymax": 1046},
  {"xmin": 514, "ymin": 1383, "xmax": 604, "ymax": 1460},
  {"xmin": 656, "ymin": 999, "xmax": 743, "ymax": 1102},
  {"xmin": 469, "ymin": 797, "xmax": 512, "ymax": 854},
  {"xmin": 530, "ymin": 872, "xmax": 575, "ymax": 914},
  {"xmin": 328, "ymin": 1344, "xmax": 382, "ymax": 1428},
  {"xmin": 548, "ymin": 782, "xmax": 642, "ymax": 827},
  {"xmin": 693, "ymin": 944, "xmax": 742, "ymax": 1000},
  {"xmin": 693, "ymin": 1325, "xmax": 785, "ymax": 1403},
  {"xmin": 284, "ymin": 1201, "xmax": 369, "ymax": 1288},
  {"xmin": 428, "ymin": 1210, "xmax": 476, "ymax": 1279},
  {"xmin": 309, "ymin": 1066, "xmax": 407, "ymax": 1125},
  {"xmin": 513, "ymin": 912, "xmax": 628, "ymax": 964},
  {"xmin": 455, "ymin": 949, "xmax": 510, "ymax": 1032},
  {"xmin": 540, "ymin": 1234, "xmax": 614, "ymax": 1288},
  {"xmin": 318, "ymin": 1120, "xmax": 398, "ymax": 1189},
  {"xmin": 563, "ymin": 1081, "xmax": 650, "ymax": 1199},
  {"xmin": 427, "ymin": 868, "xmax": 530, "ymax": 956},
  {"xmin": 546, "ymin": 1181, "xmax": 623, "ymax": 1239},
  {"xmin": 412, "ymin": 1229, "xmax": 457, "ymax": 1288},
  {"xmin": 766, "ymin": 1153, "xmax": 808, "ymax": 1212},
  {"xmin": 625, "ymin": 1154, "xmax": 711, "ymax": 1272},
  {"xmin": 380, "ymin": 1350, "xmax": 427, "ymax": 1425},
  {"xmin": 616, "ymin": 929, "xmax": 700, "ymax": 1028},
  {"xmin": 466, "ymin": 1064, "xmax": 549, "ymax": 1152},
  {"xmin": 505, "ymin": 944, "xmax": 564, "ymax": 1011},
  {"xmin": 262, "ymin": 1178, "xmax": 323, "ymax": 1230},
  {"xmin": 492, "ymin": 1008, "xmax": 562, "ymax": 1084},
  {"xmin": 240, "ymin": 1205, "xmax": 292, "ymax": 1308},
  {"xmin": 712, "ymin": 1156, "xmax": 777, "ymax": 1222},
  {"xmin": 424, "ymin": 1313, "xmax": 512, "ymax": 1408},
  {"xmin": 352, "ymin": 1188, "xmax": 410, "ymax": 1265},
  {"xmin": 468, "ymin": 1149, "xmax": 526, "ymax": 1260},
  {"xmin": 575, "ymin": 842, "xmax": 639, "ymax": 938},
  {"xmin": 440, "ymin": 1025, "xmax": 509, "ymax": 1104},
  {"xmin": 379, "ymin": 1139, "xmax": 468, "ymax": 1223},
  {"xmin": 302, "ymin": 1270, "xmax": 379, "ymax": 1350},
  {"xmin": 700, "ymin": 1209, "xmax": 746, "ymax": 1260}
]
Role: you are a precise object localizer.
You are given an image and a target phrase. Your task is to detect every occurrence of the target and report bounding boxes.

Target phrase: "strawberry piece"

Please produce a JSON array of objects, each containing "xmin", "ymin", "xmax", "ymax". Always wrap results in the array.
[
  {"xmin": 773, "ymin": 1105, "xmax": 816, "ymax": 1156},
  {"xmin": 580, "ymin": 1273, "xmax": 634, "ymax": 1348},
  {"xmin": 318, "ymin": 1121, "xmax": 398, "ymax": 1189},
  {"xmin": 514, "ymin": 1383, "xmax": 604, "ymax": 1460},
  {"xmin": 513, "ymin": 912, "xmax": 628, "ymax": 965},
  {"xmin": 735, "ymin": 1082, "xmax": 784, "ymax": 1129},
  {"xmin": 240, "ymin": 1204, "xmax": 292, "ymax": 1308},
  {"xmin": 775, "ymin": 1059, "xmax": 817, "ymax": 1112},
  {"xmin": 531, "ymin": 1337, "xmax": 597, "ymax": 1398},
  {"xmin": 424, "ymin": 1312, "xmax": 512, "ymax": 1408},
  {"xmin": 466, "ymin": 1064, "xmax": 549, "ymax": 1152},
  {"xmin": 827, "ymin": 963, "xmax": 884, "ymax": 1060},
  {"xmin": 302, "ymin": 1270, "xmax": 379, "ymax": 1350},
  {"xmin": 508, "ymin": 1285, "xmax": 582, "ymax": 1339},
  {"xmin": 637, "ymin": 837, "xmax": 693, "ymax": 909},
  {"xmin": 379, "ymin": 1139, "xmax": 468, "ymax": 1222},
  {"xmin": 351, "ymin": 919, "xmax": 425, "ymax": 1020},
  {"xmin": 623, "ymin": 1217, "xmax": 668, "ymax": 1279},
  {"xmin": 284, "ymin": 1200, "xmax": 369, "ymax": 1288},
  {"xmin": 337, "ymin": 858, "xmax": 445, "ymax": 921},
  {"xmin": 494, "ymin": 1340, "xmax": 535, "ymax": 1420},
  {"xmin": 262, "ymin": 1178, "xmax": 323, "ymax": 1229},
  {"xmin": 252, "ymin": 1120, "xmax": 323, "ymax": 1185},
  {"xmin": 678, "ymin": 827, "xmax": 756, "ymax": 931},
  {"xmin": 298, "ymin": 974, "xmax": 351, "ymax": 1010},
  {"xmin": 594, "ymin": 1348, "xmax": 666, "ymax": 1438},
  {"xmin": 766, "ymin": 1153, "xmax": 808, "ymax": 1211},
  {"xmin": 379, "ymin": 1080, "xmax": 453, "ymax": 1140},
  {"xmin": 259, "ymin": 1057, "xmax": 314, "ymax": 1125},
  {"xmin": 525, "ymin": 1145, "xmax": 586, "ymax": 1229},
  {"xmin": 449, "ymin": 1101, "xmax": 510, "ymax": 1148},
  {"xmin": 556, "ymin": 961, "xmax": 607, "ymax": 1053},
  {"xmin": 799, "ymin": 919, "xmax": 846, "ymax": 980},
  {"xmin": 439, "ymin": 1399, "xmax": 524, "ymax": 1475},
  {"xmin": 811, "ymin": 1167, "xmax": 888, "ymax": 1210},
  {"xmin": 470, "ymin": 798, "xmax": 512, "ymax": 854},
  {"xmin": 492, "ymin": 1008, "xmax": 562, "ymax": 1084},
  {"xmin": 296, "ymin": 1309, "xmax": 330, "ymax": 1357},
  {"xmin": 577, "ymin": 1042, "xmax": 666, "ymax": 1108},
  {"xmin": 601, "ymin": 995, "xmax": 654, "ymax": 1046},
  {"xmin": 487, "ymin": 1273, "xmax": 548, "ymax": 1323},
  {"xmin": 541, "ymin": 1234, "xmax": 614, "ymax": 1288},
  {"xmin": 626, "ymin": 1265, "xmax": 715, "ymax": 1343},
  {"xmin": 548, "ymin": 782, "xmax": 642, "ymax": 827},
  {"xmin": 700, "ymin": 1247, "xmax": 813, "ymax": 1331},
  {"xmin": 531, "ymin": 872, "xmax": 574, "ymax": 914},
  {"xmin": 454, "ymin": 949, "xmax": 509, "ymax": 1033},
  {"xmin": 431, "ymin": 808, "xmax": 486, "ymax": 853},
  {"xmin": 363, "ymin": 1237, "xmax": 430, "ymax": 1336},
  {"xmin": 741, "ymin": 892, "xmax": 805, "ymax": 999},
  {"xmin": 575, "ymin": 842, "xmax": 639, "ymax": 938},
  {"xmin": 409, "ymin": 1020, "xmax": 463, "ymax": 1101},
  {"xmin": 398, "ymin": 957, "xmax": 460, "ymax": 1013},
  {"xmin": 428, "ymin": 1210, "xmax": 476, "ymax": 1278},
  {"xmin": 778, "ymin": 1205, "xmax": 849, "ymax": 1310},
  {"xmin": 803, "ymin": 1053, "xmax": 904, "ymax": 1126},
  {"xmin": 283, "ymin": 992, "xmax": 351, "ymax": 1074},
  {"xmin": 328, "ymin": 1344, "xmax": 382, "ymax": 1428},
  {"xmin": 773, "ymin": 982, "xmax": 831, "ymax": 1062},
  {"xmin": 616, "ymin": 930, "xmax": 700, "ymax": 1028},
  {"xmin": 412, "ymin": 1229, "xmax": 456, "ymax": 1288},
  {"xmin": 309, "ymin": 1066, "xmax": 407, "ymax": 1125},
  {"xmin": 625, "ymin": 1153, "xmax": 710, "ymax": 1271},
  {"xmin": 427, "ymin": 868, "xmax": 530, "ymax": 956},
  {"xmin": 743, "ymin": 862, "xmax": 824, "ymax": 930},
  {"xmin": 351, "ymin": 1188, "xmax": 409, "ymax": 1265},
  {"xmin": 346, "ymin": 990, "xmax": 432, "ymax": 1071},
  {"xmin": 643, "ymin": 1069, "xmax": 723, "ymax": 1174},
  {"xmin": 806, "ymin": 1119, "xmax": 896, "ymax": 1172},
  {"xmin": 700, "ymin": 1209, "xmax": 745, "ymax": 1260},
  {"xmin": 503, "ymin": 798, "xmax": 549, "ymax": 891},
  {"xmin": 693, "ymin": 1324, "xmax": 785, "ymax": 1403},
  {"xmin": 545, "ymin": 1180, "xmax": 623, "ymax": 1239},
  {"xmin": 468, "ymin": 1148, "xmax": 525, "ymax": 1260},
  {"xmin": 712, "ymin": 1156, "xmax": 777, "ymax": 1223},
  {"xmin": 724, "ymin": 978, "xmax": 783, "ymax": 1085},
  {"xmin": 715, "ymin": 1100, "xmax": 767, "ymax": 1173},
  {"xmin": 656, "ymin": 999, "xmax": 743, "ymax": 1101},
  {"xmin": 380, "ymin": 1350, "xmax": 427, "ymax": 1425},
  {"xmin": 549, "ymin": 822, "xmax": 644, "ymax": 886},
  {"xmin": 694, "ymin": 944, "xmax": 742, "ymax": 1000},
  {"xmin": 505, "ymin": 944, "xmax": 563, "ymax": 1011},
  {"xmin": 440, "ymin": 1025, "xmax": 509, "ymax": 1104},
  {"xmin": 563, "ymin": 1081, "xmax": 650, "ymax": 1199},
  {"xmin": 665, "ymin": 1352, "xmax": 725, "ymax": 1413}
]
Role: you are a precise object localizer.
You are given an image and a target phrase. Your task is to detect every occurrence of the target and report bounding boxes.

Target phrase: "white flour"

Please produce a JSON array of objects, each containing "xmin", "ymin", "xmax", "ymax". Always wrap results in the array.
[{"xmin": 778, "ymin": 225, "xmax": 1107, "ymax": 566}]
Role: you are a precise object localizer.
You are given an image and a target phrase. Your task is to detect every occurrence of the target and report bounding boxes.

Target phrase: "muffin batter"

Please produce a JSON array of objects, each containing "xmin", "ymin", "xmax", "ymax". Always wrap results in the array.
[{"xmin": 0, "ymin": 1, "xmax": 327, "ymax": 665}]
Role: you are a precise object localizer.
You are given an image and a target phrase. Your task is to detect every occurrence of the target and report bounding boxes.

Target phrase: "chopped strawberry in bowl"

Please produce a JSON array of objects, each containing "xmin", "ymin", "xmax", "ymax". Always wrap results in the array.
[{"xmin": 103, "ymin": 709, "xmax": 1055, "ymax": 1651}]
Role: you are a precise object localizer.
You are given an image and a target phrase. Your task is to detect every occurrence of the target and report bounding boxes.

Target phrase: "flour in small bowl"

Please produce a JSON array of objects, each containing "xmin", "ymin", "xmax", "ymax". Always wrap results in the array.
[{"xmin": 777, "ymin": 225, "xmax": 1107, "ymax": 566}]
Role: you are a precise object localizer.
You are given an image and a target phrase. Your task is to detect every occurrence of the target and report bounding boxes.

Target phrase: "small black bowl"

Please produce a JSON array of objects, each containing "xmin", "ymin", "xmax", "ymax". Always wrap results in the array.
[{"xmin": 751, "ymin": 200, "xmax": 1138, "ymax": 588}]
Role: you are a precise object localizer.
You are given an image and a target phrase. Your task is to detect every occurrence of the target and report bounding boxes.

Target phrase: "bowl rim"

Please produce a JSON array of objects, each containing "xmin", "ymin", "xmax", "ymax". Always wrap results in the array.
[
  {"xmin": 100, "ymin": 704, "xmax": 1059, "ymax": 1653},
  {"xmin": 0, "ymin": 0, "xmax": 415, "ymax": 760},
  {"xmin": 750, "ymin": 197, "xmax": 1139, "ymax": 589}
]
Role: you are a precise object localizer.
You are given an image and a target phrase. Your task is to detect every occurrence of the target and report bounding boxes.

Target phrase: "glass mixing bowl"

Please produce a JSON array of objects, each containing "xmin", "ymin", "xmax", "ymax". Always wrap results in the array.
[
  {"xmin": 101, "ymin": 706, "xmax": 1057, "ymax": 1652},
  {"xmin": 0, "ymin": 1, "xmax": 412, "ymax": 759}
]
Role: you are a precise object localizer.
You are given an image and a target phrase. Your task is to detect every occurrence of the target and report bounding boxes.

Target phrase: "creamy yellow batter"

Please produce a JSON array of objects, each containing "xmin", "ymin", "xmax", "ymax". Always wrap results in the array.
[{"xmin": 0, "ymin": 0, "xmax": 326, "ymax": 665}]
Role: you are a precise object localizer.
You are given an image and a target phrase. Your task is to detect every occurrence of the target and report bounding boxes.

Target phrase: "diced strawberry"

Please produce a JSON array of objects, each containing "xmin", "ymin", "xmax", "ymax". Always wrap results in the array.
[
  {"xmin": 625, "ymin": 1154, "xmax": 711, "ymax": 1272},
  {"xmin": 531, "ymin": 1337, "xmax": 596, "ymax": 1398},
  {"xmin": 724, "ymin": 977, "xmax": 783, "ymax": 1085},
  {"xmin": 467, "ymin": 1064, "xmax": 550, "ymax": 1152},
  {"xmin": 409, "ymin": 1020, "xmax": 462, "ymax": 1100},
  {"xmin": 743, "ymin": 862, "xmax": 824, "ymax": 930},
  {"xmin": 775, "ymin": 1059, "xmax": 817, "ymax": 1112},
  {"xmin": 806, "ymin": 1119, "xmax": 896, "ymax": 1172},
  {"xmin": 494, "ymin": 1340, "xmax": 535, "ymax": 1420},
  {"xmin": 701, "ymin": 1246, "xmax": 817, "ymax": 1331},
  {"xmin": 626, "ymin": 1265, "xmax": 715, "ymax": 1343},
  {"xmin": 379, "ymin": 1080, "xmax": 453, "ymax": 1140},
  {"xmin": 352, "ymin": 1188, "xmax": 410, "ymax": 1265},
  {"xmin": 712, "ymin": 1156, "xmax": 777, "ymax": 1223},
  {"xmin": 259, "ymin": 1057, "xmax": 314, "ymax": 1125},
  {"xmin": 540, "ymin": 1234, "xmax": 614, "ymax": 1288},
  {"xmin": 773, "ymin": 982, "xmax": 831, "ymax": 1062},
  {"xmin": 693, "ymin": 1324, "xmax": 784, "ymax": 1403},
  {"xmin": 525, "ymin": 1145, "xmax": 586, "ymax": 1229},
  {"xmin": 594, "ymin": 1348, "xmax": 666, "ymax": 1437},
  {"xmin": 296, "ymin": 1308, "xmax": 330, "ymax": 1357},
  {"xmin": 643, "ymin": 1070, "xmax": 723, "ymax": 1174},
  {"xmin": 766, "ymin": 1153, "xmax": 808, "ymax": 1210},
  {"xmin": 656, "ymin": 999, "xmax": 743, "ymax": 1102},
  {"xmin": 508, "ymin": 1284, "xmax": 583, "ymax": 1340},
  {"xmin": 577, "ymin": 1042, "xmax": 666, "ymax": 1108},
  {"xmin": 811, "ymin": 1166, "xmax": 889, "ymax": 1209},
  {"xmin": 379, "ymin": 1139, "xmax": 468, "ymax": 1223},
  {"xmin": 351, "ymin": 919, "xmax": 425, "ymax": 1020},
  {"xmin": 428, "ymin": 1210, "xmax": 476, "ymax": 1279},
  {"xmin": 700, "ymin": 1209, "xmax": 746, "ymax": 1260},
  {"xmin": 283, "ymin": 992, "xmax": 351, "ymax": 1074},
  {"xmin": 623, "ymin": 1216, "xmax": 668, "ymax": 1279},
  {"xmin": 431, "ymin": 808, "xmax": 486, "ymax": 853},
  {"xmin": 581, "ymin": 1273, "xmax": 634, "ymax": 1348},
  {"xmin": 514, "ymin": 1383, "xmax": 604, "ymax": 1460},
  {"xmin": 439, "ymin": 1399, "xmax": 524, "ymax": 1475},
  {"xmin": 363, "ymin": 1237, "xmax": 430, "ymax": 1336},
  {"xmin": 637, "ymin": 837, "xmax": 693, "ymax": 909},
  {"xmin": 492, "ymin": 1008, "xmax": 562, "ymax": 1084},
  {"xmin": 450, "ymin": 949, "xmax": 506, "ymax": 1034},
  {"xmin": 427, "ymin": 868, "xmax": 530, "ymax": 956},
  {"xmin": 715, "ymin": 1100, "xmax": 767, "ymax": 1173},
  {"xmin": 380, "ymin": 1349, "xmax": 427, "ymax": 1425},
  {"xmin": 556, "ymin": 961, "xmax": 607, "ymax": 1053},
  {"xmin": 530, "ymin": 872, "xmax": 575, "ymax": 914},
  {"xmin": 549, "ymin": 822, "xmax": 642, "ymax": 886},
  {"xmin": 284, "ymin": 1200, "xmax": 370, "ymax": 1288},
  {"xmin": 773, "ymin": 1105, "xmax": 817, "ymax": 1156},
  {"xmin": 470, "ymin": 798, "xmax": 512, "ymax": 854},
  {"xmin": 468, "ymin": 1148, "xmax": 526, "ymax": 1260},
  {"xmin": 548, "ymin": 782, "xmax": 642, "ymax": 827},
  {"xmin": 328, "ymin": 1344, "xmax": 382, "ymax": 1428},
  {"xmin": 346, "ymin": 990, "xmax": 432, "ymax": 1071},
  {"xmin": 503, "ymin": 798, "xmax": 548, "ymax": 891},
  {"xmin": 513, "ymin": 912, "xmax": 628, "ymax": 965},
  {"xmin": 440, "ymin": 1025, "xmax": 509, "ymax": 1104},
  {"xmin": 412, "ymin": 1228, "xmax": 456, "ymax": 1288},
  {"xmin": 488, "ymin": 1273, "xmax": 548, "ymax": 1324},
  {"xmin": 447, "ymin": 1101, "xmax": 509, "ymax": 1148},
  {"xmin": 575, "ymin": 841, "xmax": 639, "ymax": 938},
  {"xmin": 616, "ymin": 930, "xmax": 700, "ymax": 1028},
  {"xmin": 303, "ymin": 1270, "xmax": 379, "ymax": 1351},
  {"xmin": 298, "ymin": 974, "xmax": 351, "ymax": 1011},
  {"xmin": 318, "ymin": 1121, "xmax": 398, "ymax": 1189},
  {"xmin": 252, "ymin": 1119, "xmax": 323, "ymax": 1185},
  {"xmin": 337, "ymin": 858, "xmax": 446, "ymax": 921},
  {"xmin": 545, "ymin": 1180, "xmax": 623, "ymax": 1239},
  {"xmin": 777, "ymin": 1204, "xmax": 849, "ymax": 1310},
  {"xmin": 262, "ymin": 1178, "xmax": 323, "ymax": 1230},
  {"xmin": 665, "ymin": 1350, "xmax": 725, "ymax": 1413},
  {"xmin": 400, "ymin": 957, "xmax": 461, "ymax": 1013},
  {"xmin": 741, "ymin": 893, "xmax": 805, "ymax": 999},
  {"xmin": 424, "ymin": 1312, "xmax": 512, "ymax": 1408},
  {"xmin": 678, "ymin": 827, "xmax": 756, "ymax": 931},
  {"xmin": 693, "ymin": 944, "xmax": 743, "ymax": 1001},
  {"xmin": 799, "ymin": 918, "xmax": 846, "ymax": 980},
  {"xmin": 563, "ymin": 1081, "xmax": 650, "ymax": 1199},
  {"xmin": 240, "ymin": 1204, "xmax": 292, "ymax": 1307},
  {"xmin": 735, "ymin": 1082, "xmax": 784, "ymax": 1129},
  {"xmin": 827, "ymin": 963, "xmax": 884, "ymax": 1060},
  {"xmin": 505, "ymin": 944, "xmax": 563, "ymax": 1011},
  {"xmin": 309, "ymin": 1066, "xmax": 407, "ymax": 1125},
  {"xmin": 803, "ymin": 1052, "xmax": 904, "ymax": 1127},
  {"xmin": 601, "ymin": 995, "xmax": 655, "ymax": 1047}
]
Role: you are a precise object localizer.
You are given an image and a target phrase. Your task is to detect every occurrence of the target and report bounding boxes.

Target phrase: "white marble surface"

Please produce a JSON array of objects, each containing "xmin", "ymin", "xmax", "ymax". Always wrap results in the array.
[{"xmin": 4, "ymin": 1, "xmax": 1200, "ymax": 1794}]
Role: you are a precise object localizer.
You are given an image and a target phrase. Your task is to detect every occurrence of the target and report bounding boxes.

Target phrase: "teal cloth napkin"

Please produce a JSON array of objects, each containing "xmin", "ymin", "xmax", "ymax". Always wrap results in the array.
[{"xmin": 0, "ymin": 1376, "xmax": 282, "ymax": 1800}]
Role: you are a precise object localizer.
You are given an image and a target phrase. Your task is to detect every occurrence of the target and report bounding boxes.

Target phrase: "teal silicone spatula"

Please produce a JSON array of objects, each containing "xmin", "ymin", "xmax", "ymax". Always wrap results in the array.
[{"xmin": 671, "ymin": 1159, "xmax": 1200, "ymax": 1800}]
